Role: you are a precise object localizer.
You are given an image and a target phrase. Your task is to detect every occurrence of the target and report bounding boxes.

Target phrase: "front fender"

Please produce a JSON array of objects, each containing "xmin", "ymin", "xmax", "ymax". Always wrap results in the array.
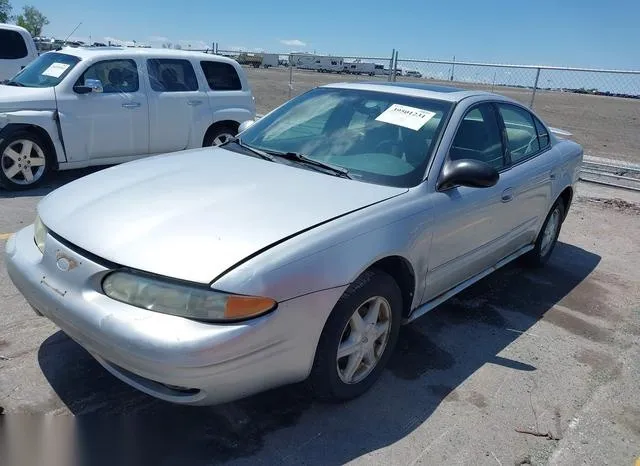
[
  {"xmin": 212, "ymin": 190, "xmax": 432, "ymax": 308},
  {"xmin": 0, "ymin": 110, "xmax": 66, "ymax": 164}
]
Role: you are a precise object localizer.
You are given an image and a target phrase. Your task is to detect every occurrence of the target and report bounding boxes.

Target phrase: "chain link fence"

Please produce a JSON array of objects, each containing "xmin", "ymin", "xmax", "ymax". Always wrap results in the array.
[{"xmin": 206, "ymin": 48, "xmax": 639, "ymax": 163}]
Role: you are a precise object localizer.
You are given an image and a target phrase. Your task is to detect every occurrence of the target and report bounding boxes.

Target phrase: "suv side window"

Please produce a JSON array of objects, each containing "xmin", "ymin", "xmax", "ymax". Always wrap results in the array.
[
  {"xmin": 147, "ymin": 59, "xmax": 198, "ymax": 92},
  {"xmin": 449, "ymin": 104, "xmax": 506, "ymax": 170},
  {"xmin": 0, "ymin": 30, "xmax": 28, "ymax": 59},
  {"xmin": 497, "ymin": 103, "xmax": 540, "ymax": 163},
  {"xmin": 200, "ymin": 61, "xmax": 242, "ymax": 91},
  {"xmin": 76, "ymin": 59, "xmax": 139, "ymax": 93}
]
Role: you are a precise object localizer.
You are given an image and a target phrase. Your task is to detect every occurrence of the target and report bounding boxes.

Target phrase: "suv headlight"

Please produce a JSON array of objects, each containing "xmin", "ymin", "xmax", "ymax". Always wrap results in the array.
[
  {"xmin": 102, "ymin": 271, "xmax": 276, "ymax": 322},
  {"xmin": 34, "ymin": 215, "xmax": 47, "ymax": 253}
]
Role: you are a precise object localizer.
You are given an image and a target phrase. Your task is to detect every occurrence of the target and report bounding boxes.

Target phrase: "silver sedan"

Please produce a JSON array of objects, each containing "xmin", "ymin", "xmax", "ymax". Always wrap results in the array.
[{"xmin": 5, "ymin": 82, "xmax": 583, "ymax": 405}]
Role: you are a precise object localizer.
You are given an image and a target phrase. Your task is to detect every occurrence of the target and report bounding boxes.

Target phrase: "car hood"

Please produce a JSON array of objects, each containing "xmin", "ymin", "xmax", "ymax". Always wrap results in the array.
[
  {"xmin": 38, "ymin": 147, "xmax": 407, "ymax": 284},
  {"xmin": 0, "ymin": 85, "xmax": 56, "ymax": 112}
]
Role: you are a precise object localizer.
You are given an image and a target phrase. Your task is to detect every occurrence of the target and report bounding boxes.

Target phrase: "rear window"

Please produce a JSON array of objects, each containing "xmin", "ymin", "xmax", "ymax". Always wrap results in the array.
[
  {"xmin": 0, "ymin": 30, "xmax": 28, "ymax": 60},
  {"xmin": 146, "ymin": 58, "xmax": 198, "ymax": 92},
  {"xmin": 200, "ymin": 61, "xmax": 242, "ymax": 91}
]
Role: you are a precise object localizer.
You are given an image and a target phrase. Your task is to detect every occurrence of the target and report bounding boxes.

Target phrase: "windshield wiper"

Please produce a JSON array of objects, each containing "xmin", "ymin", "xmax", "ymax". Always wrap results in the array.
[
  {"xmin": 271, "ymin": 151, "xmax": 351, "ymax": 179},
  {"xmin": 222, "ymin": 137, "xmax": 276, "ymax": 162}
]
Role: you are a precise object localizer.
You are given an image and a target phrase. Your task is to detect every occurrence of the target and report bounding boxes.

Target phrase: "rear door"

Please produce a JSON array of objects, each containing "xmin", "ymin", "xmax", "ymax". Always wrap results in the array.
[
  {"xmin": 146, "ymin": 58, "xmax": 208, "ymax": 153},
  {"xmin": 495, "ymin": 103, "xmax": 555, "ymax": 249}
]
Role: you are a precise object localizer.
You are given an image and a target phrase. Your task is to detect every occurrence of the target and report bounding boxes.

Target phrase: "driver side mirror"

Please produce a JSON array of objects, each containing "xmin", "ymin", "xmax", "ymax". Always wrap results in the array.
[
  {"xmin": 437, "ymin": 158, "xmax": 499, "ymax": 191},
  {"xmin": 238, "ymin": 119, "xmax": 255, "ymax": 133},
  {"xmin": 74, "ymin": 78, "xmax": 103, "ymax": 94}
]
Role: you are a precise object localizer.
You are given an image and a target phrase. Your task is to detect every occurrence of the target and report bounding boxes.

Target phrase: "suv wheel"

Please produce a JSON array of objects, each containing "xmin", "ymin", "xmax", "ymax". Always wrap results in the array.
[
  {"xmin": 204, "ymin": 125, "xmax": 237, "ymax": 147},
  {"xmin": 0, "ymin": 130, "xmax": 52, "ymax": 191},
  {"xmin": 310, "ymin": 269, "xmax": 402, "ymax": 402}
]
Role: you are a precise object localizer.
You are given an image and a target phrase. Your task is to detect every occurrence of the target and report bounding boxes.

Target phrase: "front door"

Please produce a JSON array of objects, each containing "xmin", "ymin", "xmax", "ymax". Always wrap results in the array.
[
  {"xmin": 422, "ymin": 103, "xmax": 512, "ymax": 302},
  {"xmin": 145, "ymin": 58, "xmax": 205, "ymax": 153},
  {"xmin": 57, "ymin": 58, "xmax": 149, "ymax": 162}
]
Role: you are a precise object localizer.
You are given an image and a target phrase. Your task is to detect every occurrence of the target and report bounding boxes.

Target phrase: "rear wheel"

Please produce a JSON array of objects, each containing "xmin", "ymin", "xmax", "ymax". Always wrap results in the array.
[
  {"xmin": 0, "ymin": 130, "xmax": 52, "ymax": 191},
  {"xmin": 310, "ymin": 269, "xmax": 402, "ymax": 402},
  {"xmin": 523, "ymin": 199, "xmax": 565, "ymax": 267},
  {"xmin": 203, "ymin": 125, "xmax": 237, "ymax": 147}
]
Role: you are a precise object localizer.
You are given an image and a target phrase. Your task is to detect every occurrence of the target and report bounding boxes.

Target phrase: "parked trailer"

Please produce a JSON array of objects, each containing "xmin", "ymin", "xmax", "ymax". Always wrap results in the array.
[
  {"xmin": 289, "ymin": 54, "xmax": 344, "ymax": 73},
  {"xmin": 261, "ymin": 53, "xmax": 279, "ymax": 68},
  {"xmin": 343, "ymin": 61, "xmax": 377, "ymax": 76}
]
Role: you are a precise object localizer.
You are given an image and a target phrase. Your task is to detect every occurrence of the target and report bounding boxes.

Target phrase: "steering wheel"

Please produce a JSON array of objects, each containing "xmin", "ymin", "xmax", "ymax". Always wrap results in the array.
[{"xmin": 374, "ymin": 139, "xmax": 405, "ymax": 158}]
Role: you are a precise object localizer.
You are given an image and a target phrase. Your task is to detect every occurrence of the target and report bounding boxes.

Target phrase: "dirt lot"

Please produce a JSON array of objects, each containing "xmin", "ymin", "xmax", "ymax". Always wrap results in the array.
[
  {"xmin": 0, "ymin": 175, "xmax": 638, "ymax": 465},
  {"xmin": 245, "ymin": 67, "xmax": 640, "ymax": 164}
]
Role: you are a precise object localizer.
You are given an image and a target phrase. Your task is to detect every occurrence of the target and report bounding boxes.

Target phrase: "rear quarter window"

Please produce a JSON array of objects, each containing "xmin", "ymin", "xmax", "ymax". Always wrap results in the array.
[
  {"xmin": 200, "ymin": 61, "xmax": 242, "ymax": 91},
  {"xmin": 0, "ymin": 30, "xmax": 28, "ymax": 60}
]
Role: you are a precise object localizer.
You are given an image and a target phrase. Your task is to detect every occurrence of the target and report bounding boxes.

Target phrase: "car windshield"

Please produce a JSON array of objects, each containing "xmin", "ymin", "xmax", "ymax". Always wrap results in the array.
[
  {"xmin": 7, "ymin": 52, "xmax": 80, "ymax": 88},
  {"xmin": 238, "ymin": 87, "xmax": 452, "ymax": 188}
]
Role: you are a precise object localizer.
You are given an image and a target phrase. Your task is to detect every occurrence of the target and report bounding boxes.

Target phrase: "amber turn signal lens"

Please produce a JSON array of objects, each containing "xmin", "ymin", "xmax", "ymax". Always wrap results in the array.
[{"xmin": 225, "ymin": 296, "xmax": 276, "ymax": 319}]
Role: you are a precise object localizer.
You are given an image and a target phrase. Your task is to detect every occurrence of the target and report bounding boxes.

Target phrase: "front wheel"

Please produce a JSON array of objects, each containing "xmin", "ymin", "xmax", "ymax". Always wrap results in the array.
[
  {"xmin": 523, "ymin": 199, "xmax": 565, "ymax": 267},
  {"xmin": 203, "ymin": 125, "xmax": 237, "ymax": 147},
  {"xmin": 0, "ymin": 130, "xmax": 52, "ymax": 191},
  {"xmin": 310, "ymin": 269, "xmax": 402, "ymax": 402}
]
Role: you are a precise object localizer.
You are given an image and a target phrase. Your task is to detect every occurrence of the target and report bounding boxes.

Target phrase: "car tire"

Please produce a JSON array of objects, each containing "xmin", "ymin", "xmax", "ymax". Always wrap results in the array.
[
  {"xmin": 310, "ymin": 268, "xmax": 402, "ymax": 402},
  {"xmin": 0, "ymin": 130, "xmax": 53, "ymax": 191},
  {"xmin": 203, "ymin": 125, "xmax": 237, "ymax": 147},
  {"xmin": 523, "ymin": 199, "xmax": 566, "ymax": 268}
]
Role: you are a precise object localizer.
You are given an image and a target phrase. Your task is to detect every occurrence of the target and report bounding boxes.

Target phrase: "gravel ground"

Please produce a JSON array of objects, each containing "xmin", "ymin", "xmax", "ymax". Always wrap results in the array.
[
  {"xmin": 0, "ymin": 176, "xmax": 638, "ymax": 466},
  {"xmin": 245, "ymin": 67, "xmax": 640, "ymax": 163}
]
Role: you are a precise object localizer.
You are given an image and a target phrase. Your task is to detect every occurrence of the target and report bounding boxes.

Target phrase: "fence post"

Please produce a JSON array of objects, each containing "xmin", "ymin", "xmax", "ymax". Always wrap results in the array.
[
  {"xmin": 393, "ymin": 50, "xmax": 399, "ymax": 82},
  {"xmin": 388, "ymin": 49, "xmax": 395, "ymax": 82},
  {"xmin": 529, "ymin": 67, "xmax": 541, "ymax": 108},
  {"xmin": 288, "ymin": 64, "xmax": 293, "ymax": 100}
]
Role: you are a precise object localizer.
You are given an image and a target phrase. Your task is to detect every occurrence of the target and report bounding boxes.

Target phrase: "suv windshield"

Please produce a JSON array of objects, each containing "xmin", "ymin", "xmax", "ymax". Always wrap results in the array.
[
  {"xmin": 238, "ymin": 87, "xmax": 452, "ymax": 188},
  {"xmin": 7, "ymin": 52, "xmax": 80, "ymax": 87}
]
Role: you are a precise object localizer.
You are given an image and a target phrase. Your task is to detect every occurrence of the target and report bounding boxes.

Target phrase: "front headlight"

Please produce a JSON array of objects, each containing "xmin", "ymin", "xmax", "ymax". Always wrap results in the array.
[
  {"xmin": 102, "ymin": 271, "xmax": 276, "ymax": 322},
  {"xmin": 34, "ymin": 215, "xmax": 47, "ymax": 253}
]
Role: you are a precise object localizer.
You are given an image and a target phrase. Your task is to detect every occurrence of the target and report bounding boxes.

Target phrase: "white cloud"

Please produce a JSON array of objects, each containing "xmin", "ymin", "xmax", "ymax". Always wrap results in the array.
[
  {"xmin": 148, "ymin": 36, "xmax": 169, "ymax": 43},
  {"xmin": 176, "ymin": 39, "xmax": 210, "ymax": 50},
  {"xmin": 280, "ymin": 39, "xmax": 306, "ymax": 47}
]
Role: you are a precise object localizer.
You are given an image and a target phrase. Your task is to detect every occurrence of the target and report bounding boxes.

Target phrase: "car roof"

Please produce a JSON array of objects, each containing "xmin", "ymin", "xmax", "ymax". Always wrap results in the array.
[
  {"xmin": 322, "ymin": 81, "xmax": 497, "ymax": 103},
  {"xmin": 0, "ymin": 23, "xmax": 31, "ymax": 34},
  {"xmin": 50, "ymin": 46, "xmax": 239, "ymax": 65}
]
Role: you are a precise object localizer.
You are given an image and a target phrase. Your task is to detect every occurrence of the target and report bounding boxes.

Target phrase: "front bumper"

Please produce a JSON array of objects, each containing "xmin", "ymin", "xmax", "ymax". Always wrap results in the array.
[{"xmin": 5, "ymin": 226, "xmax": 346, "ymax": 405}]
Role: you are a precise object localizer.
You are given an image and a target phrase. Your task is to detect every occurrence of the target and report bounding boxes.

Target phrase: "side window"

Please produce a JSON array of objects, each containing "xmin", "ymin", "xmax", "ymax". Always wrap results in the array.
[
  {"xmin": 497, "ymin": 104, "xmax": 540, "ymax": 163},
  {"xmin": 147, "ymin": 59, "xmax": 198, "ymax": 92},
  {"xmin": 0, "ymin": 30, "xmax": 28, "ymax": 59},
  {"xmin": 200, "ymin": 61, "xmax": 242, "ymax": 91},
  {"xmin": 76, "ymin": 59, "xmax": 139, "ymax": 93},
  {"xmin": 450, "ymin": 104, "xmax": 505, "ymax": 170},
  {"xmin": 533, "ymin": 116, "xmax": 550, "ymax": 149}
]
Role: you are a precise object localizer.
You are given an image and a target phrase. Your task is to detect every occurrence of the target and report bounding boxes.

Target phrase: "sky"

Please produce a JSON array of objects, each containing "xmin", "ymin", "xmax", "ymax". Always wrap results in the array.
[{"xmin": 8, "ymin": 0, "xmax": 640, "ymax": 70}]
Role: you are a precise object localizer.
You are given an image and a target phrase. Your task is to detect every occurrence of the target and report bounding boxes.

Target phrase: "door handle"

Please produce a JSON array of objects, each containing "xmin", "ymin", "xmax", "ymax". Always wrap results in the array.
[
  {"xmin": 187, "ymin": 100, "xmax": 203, "ymax": 106},
  {"xmin": 122, "ymin": 102, "xmax": 141, "ymax": 109},
  {"xmin": 501, "ymin": 187, "xmax": 514, "ymax": 203}
]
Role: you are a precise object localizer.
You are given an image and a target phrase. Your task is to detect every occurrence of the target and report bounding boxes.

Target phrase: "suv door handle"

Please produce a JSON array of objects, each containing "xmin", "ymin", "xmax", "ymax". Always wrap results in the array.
[
  {"xmin": 187, "ymin": 100, "xmax": 203, "ymax": 106},
  {"xmin": 501, "ymin": 187, "xmax": 514, "ymax": 202},
  {"xmin": 122, "ymin": 102, "xmax": 141, "ymax": 109}
]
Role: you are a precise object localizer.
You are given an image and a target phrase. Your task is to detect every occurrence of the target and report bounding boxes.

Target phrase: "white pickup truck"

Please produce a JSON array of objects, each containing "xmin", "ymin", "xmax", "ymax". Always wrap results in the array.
[{"xmin": 0, "ymin": 47, "xmax": 256, "ymax": 190}]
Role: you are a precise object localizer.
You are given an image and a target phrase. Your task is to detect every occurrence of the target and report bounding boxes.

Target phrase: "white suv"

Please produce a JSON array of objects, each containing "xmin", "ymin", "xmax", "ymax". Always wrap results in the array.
[
  {"xmin": 0, "ymin": 47, "xmax": 256, "ymax": 190},
  {"xmin": 0, "ymin": 24, "xmax": 39, "ymax": 82}
]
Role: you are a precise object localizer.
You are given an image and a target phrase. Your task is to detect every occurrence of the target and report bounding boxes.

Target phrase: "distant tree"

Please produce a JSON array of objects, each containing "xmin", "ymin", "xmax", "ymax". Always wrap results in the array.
[
  {"xmin": 16, "ymin": 5, "xmax": 49, "ymax": 37},
  {"xmin": 0, "ymin": 0, "xmax": 12, "ymax": 23}
]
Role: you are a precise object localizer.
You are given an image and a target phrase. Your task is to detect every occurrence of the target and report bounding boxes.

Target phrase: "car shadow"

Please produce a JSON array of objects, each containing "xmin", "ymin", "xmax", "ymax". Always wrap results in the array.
[
  {"xmin": 37, "ymin": 242, "xmax": 600, "ymax": 465},
  {"xmin": 0, "ymin": 167, "xmax": 109, "ymax": 198}
]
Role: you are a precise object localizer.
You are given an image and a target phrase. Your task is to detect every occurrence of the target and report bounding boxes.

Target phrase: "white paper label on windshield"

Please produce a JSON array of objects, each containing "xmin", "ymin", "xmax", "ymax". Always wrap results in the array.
[
  {"xmin": 375, "ymin": 104, "xmax": 436, "ymax": 131},
  {"xmin": 42, "ymin": 63, "xmax": 70, "ymax": 78}
]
